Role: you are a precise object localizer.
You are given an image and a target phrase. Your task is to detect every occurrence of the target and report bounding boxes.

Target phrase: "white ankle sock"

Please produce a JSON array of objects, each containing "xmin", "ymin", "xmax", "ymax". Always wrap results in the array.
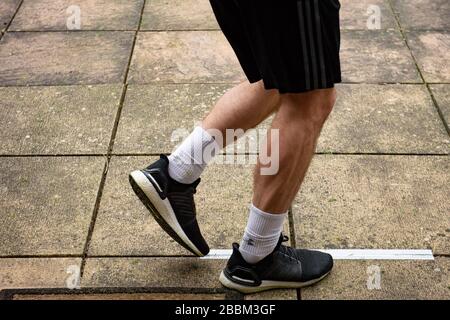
[
  {"xmin": 239, "ymin": 204, "xmax": 287, "ymax": 264},
  {"xmin": 168, "ymin": 126, "xmax": 220, "ymax": 184}
]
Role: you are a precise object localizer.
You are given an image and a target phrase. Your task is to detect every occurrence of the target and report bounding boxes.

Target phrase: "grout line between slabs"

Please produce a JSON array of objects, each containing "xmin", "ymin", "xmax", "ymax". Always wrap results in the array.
[
  {"xmin": 426, "ymin": 84, "xmax": 450, "ymax": 136},
  {"xmin": 78, "ymin": 0, "xmax": 147, "ymax": 279},
  {"xmin": 387, "ymin": 0, "xmax": 450, "ymax": 138},
  {"xmin": 287, "ymin": 205, "xmax": 302, "ymax": 300},
  {"xmin": 0, "ymin": 0, "xmax": 24, "ymax": 41},
  {"xmin": 0, "ymin": 152, "xmax": 448, "ymax": 158}
]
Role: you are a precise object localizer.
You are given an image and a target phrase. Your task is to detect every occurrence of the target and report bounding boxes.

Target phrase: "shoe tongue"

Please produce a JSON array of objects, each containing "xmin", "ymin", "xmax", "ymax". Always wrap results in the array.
[{"xmin": 273, "ymin": 234, "xmax": 285, "ymax": 252}]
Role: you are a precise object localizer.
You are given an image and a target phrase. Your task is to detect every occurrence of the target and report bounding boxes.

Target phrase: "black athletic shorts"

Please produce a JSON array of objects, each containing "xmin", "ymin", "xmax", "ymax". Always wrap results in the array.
[{"xmin": 209, "ymin": 0, "xmax": 342, "ymax": 94}]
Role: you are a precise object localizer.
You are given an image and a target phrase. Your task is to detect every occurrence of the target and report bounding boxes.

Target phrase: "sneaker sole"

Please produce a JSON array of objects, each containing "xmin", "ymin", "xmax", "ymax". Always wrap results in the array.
[
  {"xmin": 219, "ymin": 270, "xmax": 330, "ymax": 294},
  {"xmin": 129, "ymin": 170, "xmax": 205, "ymax": 257}
]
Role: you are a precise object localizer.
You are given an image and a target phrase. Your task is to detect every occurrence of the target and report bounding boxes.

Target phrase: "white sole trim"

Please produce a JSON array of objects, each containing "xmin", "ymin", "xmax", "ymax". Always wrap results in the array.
[
  {"xmin": 219, "ymin": 270, "xmax": 329, "ymax": 294},
  {"xmin": 130, "ymin": 170, "xmax": 204, "ymax": 257}
]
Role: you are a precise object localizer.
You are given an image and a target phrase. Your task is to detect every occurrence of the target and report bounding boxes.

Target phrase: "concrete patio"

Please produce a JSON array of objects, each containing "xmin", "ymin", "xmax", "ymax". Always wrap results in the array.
[{"xmin": 0, "ymin": 0, "xmax": 449, "ymax": 300}]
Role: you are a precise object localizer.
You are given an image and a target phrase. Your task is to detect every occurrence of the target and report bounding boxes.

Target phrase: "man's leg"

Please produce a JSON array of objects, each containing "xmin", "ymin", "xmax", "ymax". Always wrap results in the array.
[
  {"xmin": 202, "ymin": 80, "xmax": 280, "ymax": 137},
  {"xmin": 220, "ymin": 88, "xmax": 337, "ymax": 292},
  {"xmin": 253, "ymin": 88, "xmax": 336, "ymax": 213},
  {"xmin": 238, "ymin": 88, "xmax": 336, "ymax": 264},
  {"xmin": 167, "ymin": 80, "xmax": 280, "ymax": 184},
  {"xmin": 129, "ymin": 80, "xmax": 280, "ymax": 257}
]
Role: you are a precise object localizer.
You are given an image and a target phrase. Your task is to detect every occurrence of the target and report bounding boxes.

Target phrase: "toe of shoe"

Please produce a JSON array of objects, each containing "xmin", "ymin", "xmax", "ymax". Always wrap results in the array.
[
  {"xmin": 318, "ymin": 252, "xmax": 334, "ymax": 274},
  {"xmin": 299, "ymin": 250, "xmax": 334, "ymax": 281},
  {"xmin": 197, "ymin": 240, "xmax": 210, "ymax": 256},
  {"xmin": 183, "ymin": 221, "xmax": 210, "ymax": 256}
]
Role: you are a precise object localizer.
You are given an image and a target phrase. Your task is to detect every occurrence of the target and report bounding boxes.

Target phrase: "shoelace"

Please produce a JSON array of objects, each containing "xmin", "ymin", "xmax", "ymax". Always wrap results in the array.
[{"xmin": 278, "ymin": 235, "xmax": 301, "ymax": 263}]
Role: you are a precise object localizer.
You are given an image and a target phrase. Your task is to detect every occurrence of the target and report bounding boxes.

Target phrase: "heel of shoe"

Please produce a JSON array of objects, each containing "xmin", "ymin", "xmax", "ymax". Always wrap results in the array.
[{"xmin": 219, "ymin": 271, "xmax": 263, "ymax": 294}]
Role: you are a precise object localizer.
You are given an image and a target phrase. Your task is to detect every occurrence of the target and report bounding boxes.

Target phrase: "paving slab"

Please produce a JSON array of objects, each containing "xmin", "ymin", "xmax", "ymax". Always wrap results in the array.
[
  {"xmin": 113, "ymin": 84, "xmax": 228, "ymax": 154},
  {"xmin": 339, "ymin": 0, "xmax": 397, "ymax": 30},
  {"xmin": 0, "ymin": 85, "xmax": 122, "ymax": 155},
  {"xmin": 430, "ymin": 84, "xmax": 450, "ymax": 129},
  {"xmin": 406, "ymin": 31, "xmax": 450, "ymax": 83},
  {"xmin": 128, "ymin": 31, "xmax": 245, "ymax": 84},
  {"xmin": 89, "ymin": 156, "xmax": 290, "ymax": 255},
  {"xmin": 293, "ymin": 155, "xmax": 449, "ymax": 254},
  {"xmin": 81, "ymin": 257, "xmax": 226, "ymax": 289},
  {"xmin": 12, "ymin": 293, "xmax": 226, "ymax": 300},
  {"xmin": 0, "ymin": 0, "xmax": 21, "ymax": 33},
  {"xmin": 341, "ymin": 30, "xmax": 421, "ymax": 83},
  {"xmin": 9, "ymin": 0, "xmax": 144, "ymax": 31},
  {"xmin": 0, "ymin": 31, "xmax": 134, "ymax": 86},
  {"xmin": 0, "ymin": 157, "xmax": 104, "ymax": 255},
  {"xmin": 392, "ymin": 0, "xmax": 450, "ymax": 30},
  {"xmin": 0, "ymin": 258, "xmax": 81, "ymax": 290},
  {"xmin": 245, "ymin": 290, "xmax": 297, "ymax": 300},
  {"xmin": 141, "ymin": 0, "xmax": 219, "ymax": 31},
  {"xmin": 301, "ymin": 258, "xmax": 450, "ymax": 300},
  {"xmin": 317, "ymin": 84, "xmax": 450, "ymax": 154}
]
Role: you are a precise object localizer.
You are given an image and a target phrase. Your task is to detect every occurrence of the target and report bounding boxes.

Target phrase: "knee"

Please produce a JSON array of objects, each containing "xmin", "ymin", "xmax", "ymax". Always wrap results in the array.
[
  {"xmin": 281, "ymin": 88, "xmax": 336, "ymax": 128},
  {"xmin": 256, "ymin": 80, "xmax": 281, "ymax": 108},
  {"xmin": 252, "ymin": 81, "xmax": 281, "ymax": 121},
  {"xmin": 320, "ymin": 89, "xmax": 337, "ymax": 119}
]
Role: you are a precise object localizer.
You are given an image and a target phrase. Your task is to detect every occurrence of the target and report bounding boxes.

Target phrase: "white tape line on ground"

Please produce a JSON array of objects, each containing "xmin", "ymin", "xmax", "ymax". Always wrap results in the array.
[{"xmin": 200, "ymin": 249, "xmax": 434, "ymax": 260}]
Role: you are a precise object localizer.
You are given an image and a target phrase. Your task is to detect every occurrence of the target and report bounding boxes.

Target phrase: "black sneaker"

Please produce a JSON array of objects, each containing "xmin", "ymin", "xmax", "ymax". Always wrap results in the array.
[
  {"xmin": 129, "ymin": 155, "xmax": 209, "ymax": 257},
  {"xmin": 219, "ymin": 235, "xmax": 333, "ymax": 293}
]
